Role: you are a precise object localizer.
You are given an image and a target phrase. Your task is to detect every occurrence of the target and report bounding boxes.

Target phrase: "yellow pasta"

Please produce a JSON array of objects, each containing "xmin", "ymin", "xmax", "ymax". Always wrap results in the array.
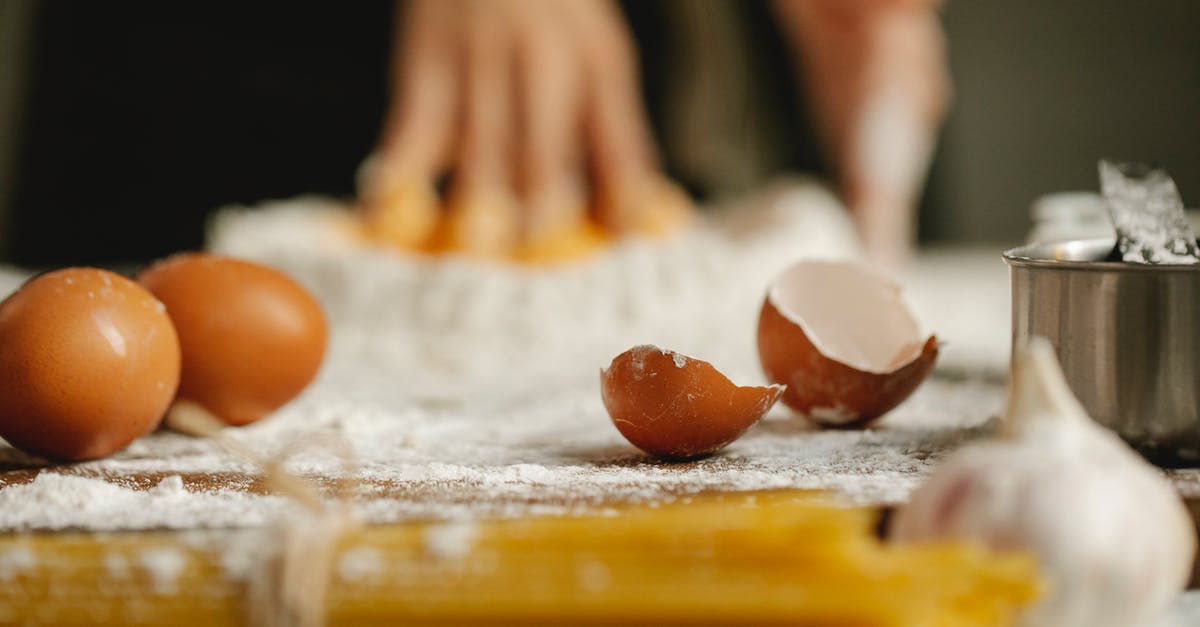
[{"xmin": 0, "ymin": 490, "xmax": 1039, "ymax": 626}]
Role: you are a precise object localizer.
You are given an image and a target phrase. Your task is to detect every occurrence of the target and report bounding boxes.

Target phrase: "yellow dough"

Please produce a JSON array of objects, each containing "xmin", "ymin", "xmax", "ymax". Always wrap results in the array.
[
  {"xmin": 513, "ymin": 219, "xmax": 612, "ymax": 265},
  {"xmin": 359, "ymin": 178, "xmax": 440, "ymax": 250},
  {"xmin": 426, "ymin": 190, "xmax": 522, "ymax": 261},
  {"xmin": 358, "ymin": 177, "xmax": 694, "ymax": 265}
]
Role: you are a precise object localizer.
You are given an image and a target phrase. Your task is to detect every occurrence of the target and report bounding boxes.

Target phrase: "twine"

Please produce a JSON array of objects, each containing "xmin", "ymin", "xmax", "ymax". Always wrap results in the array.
[{"xmin": 166, "ymin": 401, "xmax": 360, "ymax": 627}]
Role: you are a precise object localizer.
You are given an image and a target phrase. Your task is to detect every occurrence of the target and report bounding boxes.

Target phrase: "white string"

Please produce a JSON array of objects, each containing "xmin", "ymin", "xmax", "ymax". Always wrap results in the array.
[{"xmin": 166, "ymin": 401, "xmax": 359, "ymax": 627}]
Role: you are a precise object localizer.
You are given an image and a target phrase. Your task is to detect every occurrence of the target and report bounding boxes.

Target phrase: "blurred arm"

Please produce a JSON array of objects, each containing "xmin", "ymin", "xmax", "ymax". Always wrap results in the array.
[
  {"xmin": 363, "ymin": 0, "xmax": 681, "ymax": 259},
  {"xmin": 773, "ymin": 0, "xmax": 951, "ymax": 266}
]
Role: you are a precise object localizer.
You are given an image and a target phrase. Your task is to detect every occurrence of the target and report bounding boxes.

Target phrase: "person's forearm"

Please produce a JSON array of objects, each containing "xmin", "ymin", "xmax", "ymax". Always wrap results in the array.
[{"xmin": 774, "ymin": 0, "xmax": 950, "ymax": 266}]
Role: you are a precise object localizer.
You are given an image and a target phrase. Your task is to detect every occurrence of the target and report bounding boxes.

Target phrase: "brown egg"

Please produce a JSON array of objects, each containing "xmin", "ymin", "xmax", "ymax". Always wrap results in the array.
[
  {"xmin": 0, "ymin": 268, "xmax": 181, "ymax": 460},
  {"xmin": 601, "ymin": 345, "xmax": 783, "ymax": 460},
  {"xmin": 757, "ymin": 261, "xmax": 938, "ymax": 429},
  {"xmin": 138, "ymin": 253, "xmax": 327, "ymax": 427}
]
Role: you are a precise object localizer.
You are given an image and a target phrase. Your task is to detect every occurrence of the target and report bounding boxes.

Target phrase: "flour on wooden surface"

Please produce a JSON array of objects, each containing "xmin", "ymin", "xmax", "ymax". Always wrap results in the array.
[
  {"xmin": 0, "ymin": 547, "xmax": 35, "ymax": 581},
  {"xmin": 0, "ymin": 374, "xmax": 1005, "ymax": 531},
  {"xmin": 0, "ymin": 180, "xmax": 1018, "ymax": 533},
  {"xmin": 138, "ymin": 548, "xmax": 187, "ymax": 594},
  {"xmin": 337, "ymin": 547, "xmax": 385, "ymax": 582},
  {"xmin": 423, "ymin": 521, "xmax": 479, "ymax": 559}
]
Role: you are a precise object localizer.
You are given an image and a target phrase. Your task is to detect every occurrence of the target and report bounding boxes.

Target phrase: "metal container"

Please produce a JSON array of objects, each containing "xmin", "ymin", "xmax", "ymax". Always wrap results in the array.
[{"xmin": 1004, "ymin": 238, "xmax": 1200, "ymax": 465}]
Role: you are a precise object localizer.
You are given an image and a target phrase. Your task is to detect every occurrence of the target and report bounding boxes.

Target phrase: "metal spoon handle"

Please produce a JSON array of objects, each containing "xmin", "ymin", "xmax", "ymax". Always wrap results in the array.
[{"xmin": 1099, "ymin": 160, "xmax": 1199, "ymax": 265}]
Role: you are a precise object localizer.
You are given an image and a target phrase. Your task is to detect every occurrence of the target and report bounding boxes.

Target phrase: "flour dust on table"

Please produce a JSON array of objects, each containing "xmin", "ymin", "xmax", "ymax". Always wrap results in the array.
[{"xmin": 0, "ymin": 179, "xmax": 1021, "ymax": 532}]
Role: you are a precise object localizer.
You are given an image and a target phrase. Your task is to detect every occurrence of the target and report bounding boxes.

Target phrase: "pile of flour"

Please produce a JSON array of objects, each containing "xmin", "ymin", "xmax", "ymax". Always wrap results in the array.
[{"xmin": 206, "ymin": 179, "xmax": 862, "ymax": 400}]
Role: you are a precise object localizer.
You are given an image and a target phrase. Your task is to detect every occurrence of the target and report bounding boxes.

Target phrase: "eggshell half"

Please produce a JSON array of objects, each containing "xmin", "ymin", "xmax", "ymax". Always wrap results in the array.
[
  {"xmin": 138, "ymin": 253, "xmax": 328, "ymax": 427},
  {"xmin": 757, "ymin": 261, "xmax": 937, "ymax": 428},
  {"xmin": 601, "ymin": 345, "xmax": 783, "ymax": 459},
  {"xmin": 0, "ymin": 268, "xmax": 181, "ymax": 460}
]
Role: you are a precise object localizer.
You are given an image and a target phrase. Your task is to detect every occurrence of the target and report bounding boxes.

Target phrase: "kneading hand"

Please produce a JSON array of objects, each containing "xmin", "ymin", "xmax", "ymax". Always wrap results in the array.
[{"xmin": 361, "ymin": 0, "xmax": 686, "ymax": 259}]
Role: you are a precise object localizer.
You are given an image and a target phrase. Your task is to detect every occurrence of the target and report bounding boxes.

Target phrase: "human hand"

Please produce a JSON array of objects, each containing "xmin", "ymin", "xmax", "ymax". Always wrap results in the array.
[
  {"xmin": 774, "ymin": 0, "xmax": 950, "ymax": 267},
  {"xmin": 360, "ymin": 0, "xmax": 688, "ymax": 259}
]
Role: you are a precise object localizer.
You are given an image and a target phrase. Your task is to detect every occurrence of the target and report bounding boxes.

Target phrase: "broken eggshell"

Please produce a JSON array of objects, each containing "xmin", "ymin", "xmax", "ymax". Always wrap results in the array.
[
  {"xmin": 600, "ymin": 345, "xmax": 783, "ymax": 460},
  {"xmin": 757, "ymin": 261, "xmax": 937, "ymax": 428}
]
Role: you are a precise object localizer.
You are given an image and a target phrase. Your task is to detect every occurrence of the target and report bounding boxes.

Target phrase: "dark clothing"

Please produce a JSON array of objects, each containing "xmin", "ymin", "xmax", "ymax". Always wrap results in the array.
[
  {"xmin": 10, "ymin": 3, "xmax": 392, "ymax": 265},
  {"xmin": 8, "ymin": 1, "xmax": 822, "ymax": 266}
]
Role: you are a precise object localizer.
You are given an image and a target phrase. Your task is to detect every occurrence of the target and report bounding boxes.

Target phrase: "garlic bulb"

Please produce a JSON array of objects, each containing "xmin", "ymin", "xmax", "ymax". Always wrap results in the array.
[{"xmin": 891, "ymin": 338, "xmax": 1196, "ymax": 627}]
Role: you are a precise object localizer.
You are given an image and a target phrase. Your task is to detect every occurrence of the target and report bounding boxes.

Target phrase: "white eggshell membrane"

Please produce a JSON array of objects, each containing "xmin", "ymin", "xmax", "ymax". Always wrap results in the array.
[{"xmin": 768, "ymin": 261, "xmax": 925, "ymax": 374}]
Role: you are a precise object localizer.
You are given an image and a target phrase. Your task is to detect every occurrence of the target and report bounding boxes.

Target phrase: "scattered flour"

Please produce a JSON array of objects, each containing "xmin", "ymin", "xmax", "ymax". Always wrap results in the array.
[
  {"xmin": 0, "ymin": 547, "xmax": 35, "ymax": 581},
  {"xmin": 337, "ymin": 547, "xmax": 385, "ymax": 582},
  {"xmin": 575, "ymin": 559, "xmax": 613, "ymax": 592},
  {"xmin": 149, "ymin": 475, "xmax": 185, "ymax": 496},
  {"xmin": 423, "ymin": 521, "xmax": 479, "ymax": 559},
  {"xmin": 0, "ymin": 375, "xmax": 1005, "ymax": 531},
  {"xmin": 138, "ymin": 548, "xmax": 187, "ymax": 594},
  {"xmin": 104, "ymin": 553, "xmax": 130, "ymax": 577},
  {"xmin": 0, "ymin": 473, "xmax": 284, "ymax": 530},
  {"xmin": 0, "ymin": 181, "xmax": 1026, "ymax": 534},
  {"xmin": 0, "ymin": 267, "xmax": 23, "ymax": 297}
]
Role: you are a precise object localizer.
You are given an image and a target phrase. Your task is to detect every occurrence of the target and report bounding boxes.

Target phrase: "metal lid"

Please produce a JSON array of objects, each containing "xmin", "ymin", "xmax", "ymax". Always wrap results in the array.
[{"xmin": 1003, "ymin": 238, "xmax": 1200, "ymax": 273}]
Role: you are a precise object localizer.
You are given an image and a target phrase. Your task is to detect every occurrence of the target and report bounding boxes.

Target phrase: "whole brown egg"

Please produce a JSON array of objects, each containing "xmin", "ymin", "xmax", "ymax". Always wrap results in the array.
[
  {"xmin": 138, "ymin": 253, "xmax": 327, "ymax": 427},
  {"xmin": 0, "ymin": 268, "xmax": 181, "ymax": 460}
]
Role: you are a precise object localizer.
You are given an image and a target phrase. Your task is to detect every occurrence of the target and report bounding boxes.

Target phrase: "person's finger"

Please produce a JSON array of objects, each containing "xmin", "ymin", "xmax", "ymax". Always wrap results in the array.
[
  {"xmin": 513, "ymin": 2, "xmax": 587, "ymax": 241},
  {"xmin": 358, "ymin": 0, "xmax": 462, "ymax": 250},
  {"xmin": 455, "ymin": 3, "xmax": 513, "ymax": 191},
  {"xmin": 571, "ymin": 1, "xmax": 662, "ymax": 233},
  {"xmin": 443, "ymin": 1, "xmax": 520, "ymax": 258},
  {"xmin": 373, "ymin": 0, "xmax": 459, "ymax": 182},
  {"xmin": 777, "ymin": 0, "xmax": 949, "ymax": 267}
]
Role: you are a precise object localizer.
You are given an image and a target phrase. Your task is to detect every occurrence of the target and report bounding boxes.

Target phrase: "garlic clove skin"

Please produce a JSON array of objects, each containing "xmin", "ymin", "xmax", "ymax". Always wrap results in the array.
[{"xmin": 891, "ymin": 338, "xmax": 1196, "ymax": 627}]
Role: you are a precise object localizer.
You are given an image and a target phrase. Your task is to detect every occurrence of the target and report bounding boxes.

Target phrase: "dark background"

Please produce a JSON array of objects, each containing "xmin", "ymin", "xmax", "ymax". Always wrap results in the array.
[
  {"xmin": 921, "ymin": 0, "xmax": 1200, "ymax": 242},
  {"xmin": 1, "ymin": 0, "xmax": 1197, "ymax": 266},
  {"xmin": 1, "ymin": 2, "xmax": 393, "ymax": 266}
]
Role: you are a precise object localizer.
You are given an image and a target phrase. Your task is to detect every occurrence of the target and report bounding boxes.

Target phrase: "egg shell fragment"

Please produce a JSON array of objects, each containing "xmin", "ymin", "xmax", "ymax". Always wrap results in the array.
[
  {"xmin": 757, "ymin": 261, "xmax": 938, "ymax": 428},
  {"xmin": 0, "ymin": 268, "xmax": 181, "ymax": 460},
  {"xmin": 138, "ymin": 253, "xmax": 328, "ymax": 427},
  {"xmin": 600, "ymin": 345, "xmax": 783, "ymax": 460}
]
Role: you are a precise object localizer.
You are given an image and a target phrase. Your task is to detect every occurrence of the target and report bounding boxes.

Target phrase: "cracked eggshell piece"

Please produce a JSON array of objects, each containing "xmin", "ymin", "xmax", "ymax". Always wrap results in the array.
[
  {"xmin": 600, "ymin": 345, "xmax": 783, "ymax": 460},
  {"xmin": 757, "ymin": 261, "xmax": 938, "ymax": 428}
]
